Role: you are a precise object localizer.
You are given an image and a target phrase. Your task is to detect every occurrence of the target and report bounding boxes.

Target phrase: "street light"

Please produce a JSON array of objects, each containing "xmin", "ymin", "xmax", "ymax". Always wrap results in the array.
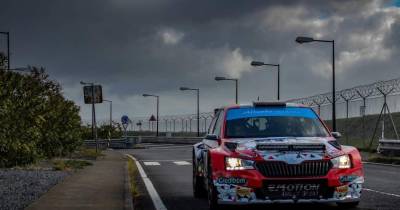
[
  {"xmin": 180, "ymin": 86, "xmax": 200, "ymax": 137},
  {"xmin": 295, "ymin": 36, "xmax": 336, "ymax": 131},
  {"xmin": 80, "ymin": 81, "xmax": 98, "ymax": 152},
  {"xmin": 0, "ymin": 32, "xmax": 10, "ymax": 70},
  {"xmin": 103, "ymin": 99, "xmax": 112, "ymax": 140},
  {"xmin": 143, "ymin": 94, "xmax": 159, "ymax": 136},
  {"xmin": 251, "ymin": 61, "xmax": 280, "ymax": 100},
  {"xmin": 215, "ymin": 76, "xmax": 239, "ymax": 104}
]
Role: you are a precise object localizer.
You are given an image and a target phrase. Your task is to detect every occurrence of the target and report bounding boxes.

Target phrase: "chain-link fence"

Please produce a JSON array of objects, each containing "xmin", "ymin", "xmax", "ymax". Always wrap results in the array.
[
  {"xmin": 90, "ymin": 77, "xmax": 400, "ymax": 149},
  {"xmin": 129, "ymin": 112, "xmax": 214, "ymax": 135},
  {"xmin": 288, "ymin": 77, "xmax": 400, "ymax": 149}
]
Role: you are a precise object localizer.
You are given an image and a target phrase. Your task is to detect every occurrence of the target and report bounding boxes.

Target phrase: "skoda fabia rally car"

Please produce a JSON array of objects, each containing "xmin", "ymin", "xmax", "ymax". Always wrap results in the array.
[{"xmin": 193, "ymin": 102, "xmax": 364, "ymax": 209}]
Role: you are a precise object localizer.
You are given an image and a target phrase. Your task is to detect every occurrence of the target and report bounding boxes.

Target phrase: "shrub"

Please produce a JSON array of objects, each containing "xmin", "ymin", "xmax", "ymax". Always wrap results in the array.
[{"xmin": 0, "ymin": 67, "xmax": 82, "ymax": 167}]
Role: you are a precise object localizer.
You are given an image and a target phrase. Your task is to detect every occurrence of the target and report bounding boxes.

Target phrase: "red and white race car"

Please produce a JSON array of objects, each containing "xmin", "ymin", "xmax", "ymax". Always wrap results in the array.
[{"xmin": 193, "ymin": 102, "xmax": 364, "ymax": 209}]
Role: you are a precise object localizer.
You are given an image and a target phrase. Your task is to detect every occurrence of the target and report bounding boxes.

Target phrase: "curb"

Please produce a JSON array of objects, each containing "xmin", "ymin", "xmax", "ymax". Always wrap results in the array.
[
  {"xmin": 362, "ymin": 161, "xmax": 400, "ymax": 167},
  {"xmin": 124, "ymin": 161, "xmax": 134, "ymax": 210}
]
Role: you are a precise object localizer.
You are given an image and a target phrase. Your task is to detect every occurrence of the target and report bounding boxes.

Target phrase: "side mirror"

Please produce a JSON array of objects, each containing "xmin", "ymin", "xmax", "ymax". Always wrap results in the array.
[
  {"xmin": 205, "ymin": 134, "xmax": 219, "ymax": 141},
  {"xmin": 331, "ymin": 132, "xmax": 342, "ymax": 139}
]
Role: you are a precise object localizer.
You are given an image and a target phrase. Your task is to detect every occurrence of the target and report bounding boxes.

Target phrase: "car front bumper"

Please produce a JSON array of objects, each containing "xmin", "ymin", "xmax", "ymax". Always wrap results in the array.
[{"xmin": 214, "ymin": 175, "xmax": 364, "ymax": 205}]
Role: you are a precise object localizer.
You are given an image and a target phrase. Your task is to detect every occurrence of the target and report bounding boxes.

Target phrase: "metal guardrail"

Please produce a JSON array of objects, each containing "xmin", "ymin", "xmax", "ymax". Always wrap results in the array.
[
  {"xmin": 378, "ymin": 139, "xmax": 400, "ymax": 155},
  {"xmin": 84, "ymin": 136, "xmax": 203, "ymax": 149}
]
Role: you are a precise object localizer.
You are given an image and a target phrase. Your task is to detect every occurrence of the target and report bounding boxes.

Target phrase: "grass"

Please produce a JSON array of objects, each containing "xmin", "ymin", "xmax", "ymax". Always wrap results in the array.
[
  {"xmin": 53, "ymin": 159, "xmax": 92, "ymax": 171},
  {"xmin": 131, "ymin": 144, "xmax": 146, "ymax": 149},
  {"xmin": 127, "ymin": 158, "xmax": 141, "ymax": 198},
  {"xmin": 71, "ymin": 147, "xmax": 105, "ymax": 160}
]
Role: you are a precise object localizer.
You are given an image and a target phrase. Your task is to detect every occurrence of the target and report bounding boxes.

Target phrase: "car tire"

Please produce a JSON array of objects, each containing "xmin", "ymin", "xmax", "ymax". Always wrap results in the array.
[
  {"xmin": 337, "ymin": 201, "xmax": 360, "ymax": 208},
  {"xmin": 193, "ymin": 151, "xmax": 206, "ymax": 198}
]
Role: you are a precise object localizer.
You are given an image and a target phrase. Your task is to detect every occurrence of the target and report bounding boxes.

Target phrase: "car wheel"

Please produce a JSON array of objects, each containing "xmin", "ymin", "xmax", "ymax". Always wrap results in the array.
[
  {"xmin": 337, "ymin": 201, "xmax": 360, "ymax": 208},
  {"xmin": 193, "ymin": 151, "xmax": 206, "ymax": 198}
]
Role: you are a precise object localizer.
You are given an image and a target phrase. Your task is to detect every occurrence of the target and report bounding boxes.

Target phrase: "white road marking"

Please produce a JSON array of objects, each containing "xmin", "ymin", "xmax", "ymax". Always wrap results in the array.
[
  {"xmin": 173, "ymin": 161, "xmax": 191, "ymax": 165},
  {"xmin": 364, "ymin": 188, "xmax": 400, "ymax": 198},
  {"xmin": 141, "ymin": 143, "xmax": 176, "ymax": 147},
  {"xmin": 143, "ymin": 161, "xmax": 161, "ymax": 166},
  {"xmin": 148, "ymin": 145, "xmax": 192, "ymax": 150},
  {"xmin": 141, "ymin": 159, "xmax": 191, "ymax": 162},
  {"xmin": 126, "ymin": 154, "xmax": 167, "ymax": 210}
]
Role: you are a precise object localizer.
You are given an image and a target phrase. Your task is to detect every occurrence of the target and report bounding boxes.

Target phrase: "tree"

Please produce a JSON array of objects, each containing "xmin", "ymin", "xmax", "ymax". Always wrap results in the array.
[
  {"xmin": 0, "ymin": 67, "xmax": 82, "ymax": 167},
  {"xmin": 0, "ymin": 53, "xmax": 6, "ymax": 70}
]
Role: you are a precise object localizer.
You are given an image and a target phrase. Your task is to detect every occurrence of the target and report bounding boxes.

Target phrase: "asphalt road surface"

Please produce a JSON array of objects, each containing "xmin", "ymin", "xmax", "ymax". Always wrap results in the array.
[{"xmin": 123, "ymin": 143, "xmax": 400, "ymax": 210}]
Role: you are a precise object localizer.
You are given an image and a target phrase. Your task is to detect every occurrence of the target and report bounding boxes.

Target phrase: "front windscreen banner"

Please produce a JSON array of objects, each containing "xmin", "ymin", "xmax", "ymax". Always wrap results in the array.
[
  {"xmin": 226, "ymin": 107, "xmax": 318, "ymax": 120},
  {"xmin": 83, "ymin": 85, "xmax": 103, "ymax": 104}
]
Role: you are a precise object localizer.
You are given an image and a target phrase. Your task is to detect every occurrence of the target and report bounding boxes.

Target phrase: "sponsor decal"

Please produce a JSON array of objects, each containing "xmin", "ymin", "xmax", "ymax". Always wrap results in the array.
[
  {"xmin": 236, "ymin": 187, "xmax": 252, "ymax": 197},
  {"xmin": 335, "ymin": 185, "xmax": 349, "ymax": 194},
  {"xmin": 267, "ymin": 183, "xmax": 320, "ymax": 192},
  {"xmin": 226, "ymin": 107, "xmax": 318, "ymax": 120},
  {"xmin": 339, "ymin": 175, "xmax": 358, "ymax": 183},
  {"xmin": 216, "ymin": 177, "xmax": 247, "ymax": 185}
]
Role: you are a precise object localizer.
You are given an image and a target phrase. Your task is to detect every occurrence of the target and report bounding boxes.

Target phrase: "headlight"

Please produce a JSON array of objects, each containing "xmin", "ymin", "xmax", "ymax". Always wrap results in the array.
[
  {"xmin": 225, "ymin": 157, "xmax": 254, "ymax": 170},
  {"xmin": 331, "ymin": 155, "xmax": 351, "ymax": 169}
]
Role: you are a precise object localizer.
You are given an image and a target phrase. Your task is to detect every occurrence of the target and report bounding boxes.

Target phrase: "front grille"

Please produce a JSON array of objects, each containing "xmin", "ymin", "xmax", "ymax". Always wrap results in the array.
[{"xmin": 255, "ymin": 160, "xmax": 332, "ymax": 177}]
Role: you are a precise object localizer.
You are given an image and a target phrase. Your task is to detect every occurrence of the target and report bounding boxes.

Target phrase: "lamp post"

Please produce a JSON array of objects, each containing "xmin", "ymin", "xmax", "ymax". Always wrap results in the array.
[
  {"xmin": 215, "ymin": 76, "xmax": 238, "ymax": 104},
  {"xmin": 250, "ymin": 61, "xmax": 280, "ymax": 100},
  {"xmin": 180, "ymin": 87, "xmax": 200, "ymax": 136},
  {"xmin": 295, "ymin": 36, "xmax": 336, "ymax": 132},
  {"xmin": 80, "ymin": 81, "xmax": 98, "ymax": 152},
  {"xmin": 103, "ymin": 99, "xmax": 112, "ymax": 140},
  {"xmin": 143, "ymin": 94, "xmax": 159, "ymax": 136},
  {"xmin": 0, "ymin": 32, "xmax": 10, "ymax": 70}
]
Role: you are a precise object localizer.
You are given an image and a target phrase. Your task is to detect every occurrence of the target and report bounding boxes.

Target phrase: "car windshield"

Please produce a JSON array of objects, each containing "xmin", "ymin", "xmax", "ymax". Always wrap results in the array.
[{"xmin": 225, "ymin": 107, "xmax": 329, "ymax": 138}]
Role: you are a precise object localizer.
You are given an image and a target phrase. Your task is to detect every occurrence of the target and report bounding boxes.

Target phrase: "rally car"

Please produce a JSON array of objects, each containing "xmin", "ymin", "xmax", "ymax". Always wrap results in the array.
[{"xmin": 192, "ymin": 102, "xmax": 364, "ymax": 209}]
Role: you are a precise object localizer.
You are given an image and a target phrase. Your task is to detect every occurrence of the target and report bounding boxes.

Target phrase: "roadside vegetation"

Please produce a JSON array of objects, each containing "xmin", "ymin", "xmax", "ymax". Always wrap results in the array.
[
  {"xmin": 53, "ymin": 159, "xmax": 92, "ymax": 171},
  {"xmin": 81, "ymin": 123, "xmax": 123, "ymax": 140},
  {"xmin": 324, "ymin": 114, "xmax": 400, "ymax": 164},
  {"xmin": 0, "ymin": 67, "xmax": 82, "ymax": 167},
  {"xmin": 0, "ymin": 54, "xmax": 88, "ymax": 168},
  {"xmin": 325, "ymin": 113, "xmax": 400, "ymax": 150},
  {"xmin": 127, "ymin": 157, "xmax": 143, "ymax": 209}
]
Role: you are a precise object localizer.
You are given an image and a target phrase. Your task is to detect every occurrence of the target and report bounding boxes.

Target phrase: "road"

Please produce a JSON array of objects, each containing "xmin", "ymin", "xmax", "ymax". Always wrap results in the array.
[{"xmin": 123, "ymin": 143, "xmax": 400, "ymax": 210}]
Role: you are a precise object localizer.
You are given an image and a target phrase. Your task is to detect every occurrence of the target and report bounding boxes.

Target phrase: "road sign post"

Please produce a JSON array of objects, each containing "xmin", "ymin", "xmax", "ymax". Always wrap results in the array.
[
  {"xmin": 82, "ymin": 84, "xmax": 103, "ymax": 152},
  {"xmin": 121, "ymin": 115, "xmax": 130, "ymax": 139}
]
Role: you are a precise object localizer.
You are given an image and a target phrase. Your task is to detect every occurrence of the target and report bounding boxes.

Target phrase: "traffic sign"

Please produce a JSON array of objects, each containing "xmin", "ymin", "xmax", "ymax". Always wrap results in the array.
[
  {"xmin": 149, "ymin": 115, "xmax": 156, "ymax": 121},
  {"xmin": 83, "ymin": 85, "xmax": 103, "ymax": 104},
  {"xmin": 121, "ymin": 115, "xmax": 129, "ymax": 125}
]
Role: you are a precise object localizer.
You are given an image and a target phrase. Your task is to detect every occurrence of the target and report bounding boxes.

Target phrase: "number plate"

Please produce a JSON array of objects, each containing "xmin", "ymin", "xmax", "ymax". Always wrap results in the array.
[{"xmin": 263, "ymin": 179, "xmax": 329, "ymax": 200}]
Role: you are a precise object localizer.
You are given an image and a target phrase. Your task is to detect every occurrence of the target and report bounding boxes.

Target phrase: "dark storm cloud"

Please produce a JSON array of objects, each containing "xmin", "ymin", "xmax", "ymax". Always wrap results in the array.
[{"xmin": 1, "ymin": 0, "xmax": 399, "ymax": 122}]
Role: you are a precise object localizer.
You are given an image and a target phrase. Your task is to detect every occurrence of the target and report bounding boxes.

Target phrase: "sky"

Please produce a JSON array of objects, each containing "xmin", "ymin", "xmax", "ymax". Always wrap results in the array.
[{"xmin": 1, "ymin": 0, "xmax": 400, "ymax": 124}]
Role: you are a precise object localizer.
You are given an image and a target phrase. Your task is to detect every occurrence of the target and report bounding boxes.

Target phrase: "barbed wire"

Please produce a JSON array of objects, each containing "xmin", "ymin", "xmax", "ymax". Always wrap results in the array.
[
  {"xmin": 126, "ymin": 76, "xmax": 400, "ymax": 125},
  {"xmin": 287, "ymin": 76, "xmax": 400, "ymax": 106}
]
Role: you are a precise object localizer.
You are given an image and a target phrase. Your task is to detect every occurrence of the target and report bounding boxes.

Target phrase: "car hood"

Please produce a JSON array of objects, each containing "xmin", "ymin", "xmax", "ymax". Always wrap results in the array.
[{"xmin": 228, "ymin": 137, "xmax": 343, "ymax": 164}]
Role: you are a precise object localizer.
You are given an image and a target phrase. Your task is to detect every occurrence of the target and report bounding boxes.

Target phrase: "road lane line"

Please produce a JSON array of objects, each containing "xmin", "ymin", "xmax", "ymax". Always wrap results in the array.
[
  {"xmin": 141, "ymin": 159, "xmax": 192, "ymax": 162},
  {"xmin": 143, "ymin": 161, "xmax": 161, "ymax": 166},
  {"xmin": 148, "ymin": 145, "xmax": 192, "ymax": 150},
  {"xmin": 126, "ymin": 154, "xmax": 167, "ymax": 210},
  {"xmin": 364, "ymin": 188, "xmax": 400, "ymax": 198},
  {"xmin": 173, "ymin": 161, "xmax": 191, "ymax": 165}
]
